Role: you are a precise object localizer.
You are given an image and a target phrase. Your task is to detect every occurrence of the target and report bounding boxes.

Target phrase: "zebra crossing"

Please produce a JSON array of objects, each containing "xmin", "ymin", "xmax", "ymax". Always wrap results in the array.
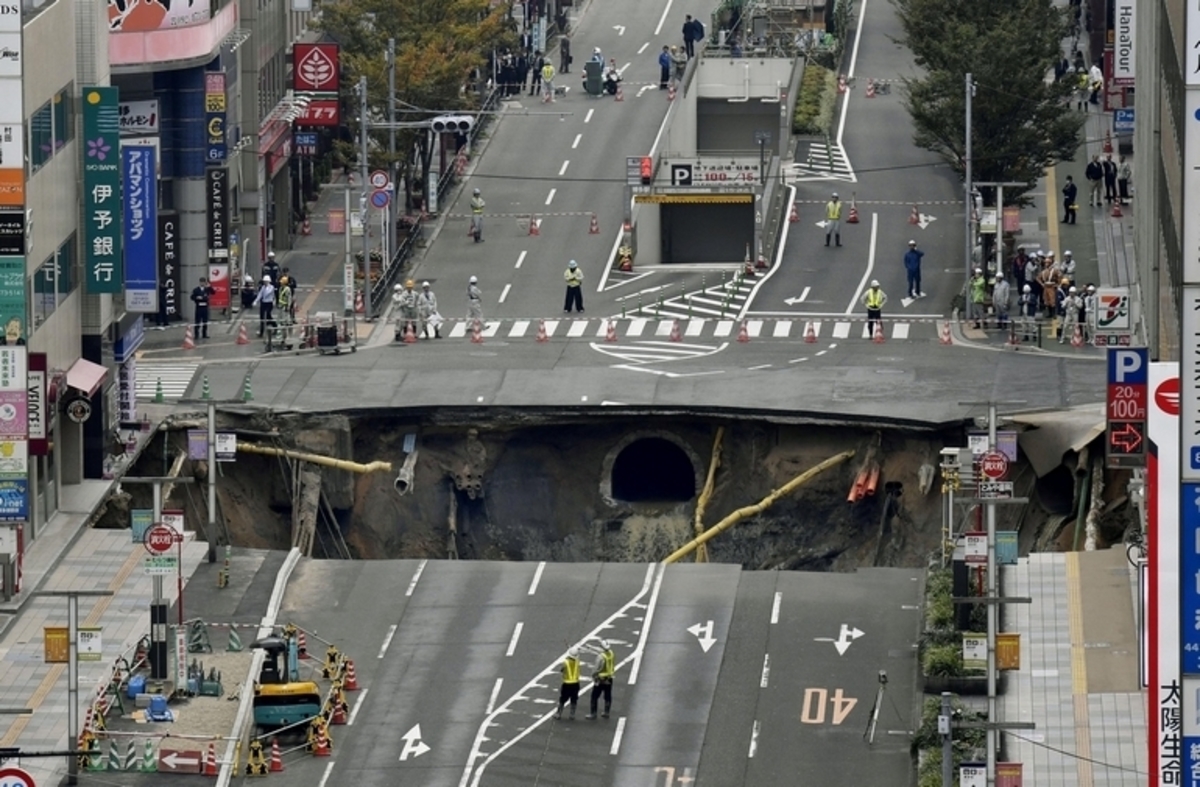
[
  {"xmin": 135, "ymin": 363, "xmax": 201, "ymax": 401},
  {"xmin": 788, "ymin": 140, "xmax": 855, "ymax": 182},
  {"xmin": 624, "ymin": 278, "xmax": 757, "ymax": 321},
  {"xmin": 443, "ymin": 317, "xmax": 932, "ymax": 342}
]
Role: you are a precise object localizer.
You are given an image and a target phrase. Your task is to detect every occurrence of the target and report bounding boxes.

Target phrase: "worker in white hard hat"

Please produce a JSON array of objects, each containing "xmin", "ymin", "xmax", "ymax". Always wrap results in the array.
[
  {"xmin": 586, "ymin": 639, "xmax": 616, "ymax": 720},
  {"xmin": 469, "ymin": 188, "xmax": 485, "ymax": 242},
  {"xmin": 824, "ymin": 192, "xmax": 842, "ymax": 247},
  {"xmin": 262, "ymin": 251, "xmax": 280, "ymax": 285},
  {"xmin": 556, "ymin": 647, "xmax": 582, "ymax": 720},
  {"xmin": 252, "ymin": 275, "xmax": 277, "ymax": 338},
  {"xmin": 395, "ymin": 280, "xmax": 420, "ymax": 338},
  {"xmin": 563, "ymin": 260, "xmax": 584, "ymax": 313},
  {"xmin": 969, "ymin": 267, "xmax": 988, "ymax": 328},
  {"xmin": 1060, "ymin": 285, "xmax": 1084, "ymax": 344},
  {"xmin": 861, "ymin": 279, "xmax": 887, "ymax": 337},
  {"xmin": 903, "ymin": 239, "xmax": 924, "ymax": 299},
  {"xmin": 466, "ymin": 276, "xmax": 483, "ymax": 323},
  {"xmin": 418, "ymin": 281, "xmax": 441, "ymax": 339}
]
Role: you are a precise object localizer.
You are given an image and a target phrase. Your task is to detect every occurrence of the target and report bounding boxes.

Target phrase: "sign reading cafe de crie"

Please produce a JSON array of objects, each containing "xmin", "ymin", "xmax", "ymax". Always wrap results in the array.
[{"xmin": 83, "ymin": 86, "xmax": 123, "ymax": 294}]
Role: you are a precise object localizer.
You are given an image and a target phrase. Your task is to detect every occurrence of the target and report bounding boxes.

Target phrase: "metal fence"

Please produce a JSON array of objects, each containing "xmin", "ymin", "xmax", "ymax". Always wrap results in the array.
[{"xmin": 370, "ymin": 88, "xmax": 503, "ymax": 314}]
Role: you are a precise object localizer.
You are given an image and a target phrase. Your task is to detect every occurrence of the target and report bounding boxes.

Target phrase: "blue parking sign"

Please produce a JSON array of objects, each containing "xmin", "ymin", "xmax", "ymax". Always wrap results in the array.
[{"xmin": 1113, "ymin": 108, "xmax": 1134, "ymax": 134}]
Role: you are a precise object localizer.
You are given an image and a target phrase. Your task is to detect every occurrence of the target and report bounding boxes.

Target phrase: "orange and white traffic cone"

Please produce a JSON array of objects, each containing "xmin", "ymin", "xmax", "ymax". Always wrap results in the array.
[
  {"xmin": 589, "ymin": 213, "xmax": 600, "ymax": 235},
  {"xmin": 667, "ymin": 84, "xmax": 676, "ymax": 101},
  {"xmin": 939, "ymin": 321, "xmax": 952, "ymax": 346},
  {"xmin": 403, "ymin": 323, "xmax": 417, "ymax": 344},
  {"xmin": 536, "ymin": 319, "xmax": 549, "ymax": 343},
  {"xmin": 872, "ymin": 322, "xmax": 885, "ymax": 343},
  {"xmin": 908, "ymin": 205, "xmax": 920, "ymax": 225},
  {"xmin": 804, "ymin": 322, "xmax": 817, "ymax": 343},
  {"xmin": 789, "ymin": 203, "xmax": 799, "ymax": 223},
  {"xmin": 471, "ymin": 319, "xmax": 484, "ymax": 344},
  {"xmin": 354, "ymin": 291, "xmax": 365, "ymax": 314},
  {"xmin": 203, "ymin": 743, "xmax": 218, "ymax": 776},
  {"xmin": 847, "ymin": 200, "xmax": 860, "ymax": 224},
  {"xmin": 302, "ymin": 218, "xmax": 312, "ymax": 236},
  {"xmin": 297, "ymin": 631, "xmax": 308, "ymax": 659},
  {"xmin": 615, "ymin": 84, "xmax": 624, "ymax": 102},
  {"xmin": 343, "ymin": 660, "xmax": 360, "ymax": 691},
  {"xmin": 236, "ymin": 323, "xmax": 249, "ymax": 345},
  {"xmin": 838, "ymin": 74, "xmax": 847, "ymax": 94},
  {"xmin": 1111, "ymin": 201, "xmax": 1123, "ymax": 218},
  {"xmin": 1071, "ymin": 323, "xmax": 1084, "ymax": 348},
  {"xmin": 605, "ymin": 319, "xmax": 618, "ymax": 343},
  {"xmin": 743, "ymin": 245, "xmax": 756, "ymax": 277},
  {"xmin": 528, "ymin": 215, "xmax": 540, "ymax": 236},
  {"xmin": 737, "ymin": 320, "xmax": 750, "ymax": 343},
  {"xmin": 312, "ymin": 727, "xmax": 331, "ymax": 757},
  {"xmin": 865, "ymin": 79, "xmax": 876, "ymax": 98},
  {"xmin": 669, "ymin": 320, "xmax": 682, "ymax": 342},
  {"xmin": 270, "ymin": 738, "xmax": 284, "ymax": 772},
  {"xmin": 182, "ymin": 325, "xmax": 195, "ymax": 350}
]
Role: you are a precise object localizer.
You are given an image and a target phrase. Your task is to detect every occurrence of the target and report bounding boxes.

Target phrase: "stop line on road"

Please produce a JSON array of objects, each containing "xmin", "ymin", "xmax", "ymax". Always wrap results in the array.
[{"xmin": 442, "ymin": 317, "xmax": 934, "ymax": 342}]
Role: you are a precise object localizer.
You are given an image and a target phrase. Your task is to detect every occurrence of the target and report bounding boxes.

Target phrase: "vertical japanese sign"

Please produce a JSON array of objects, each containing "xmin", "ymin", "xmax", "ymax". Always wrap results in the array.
[
  {"xmin": 1149, "ymin": 362, "xmax": 1180, "ymax": 786},
  {"xmin": 27, "ymin": 352, "xmax": 45, "ymax": 456},
  {"xmin": 158, "ymin": 213, "xmax": 179, "ymax": 322},
  {"xmin": 204, "ymin": 73, "xmax": 226, "ymax": 164},
  {"xmin": 0, "ymin": 256, "xmax": 23, "ymax": 342},
  {"xmin": 206, "ymin": 168, "xmax": 229, "ymax": 308},
  {"xmin": 0, "ymin": 346, "xmax": 27, "ymax": 521},
  {"xmin": 83, "ymin": 86, "xmax": 123, "ymax": 294},
  {"xmin": 1106, "ymin": 348, "xmax": 1147, "ymax": 468},
  {"xmin": 122, "ymin": 146, "xmax": 158, "ymax": 312},
  {"xmin": 0, "ymin": 0, "xmax": 24, "ymax": 260}
]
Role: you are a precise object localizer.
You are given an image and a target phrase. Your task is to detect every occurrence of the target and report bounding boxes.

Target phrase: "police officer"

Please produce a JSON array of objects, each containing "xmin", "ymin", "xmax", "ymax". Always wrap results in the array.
[
  {"xmin": 253, "ymin": 276, "xmax": 276, "ymax": 338},
  {"xmin": 825, "ymin": 192, "xmax": 842, "ymax": 247},
  {"xmin": 469, "ymin": 189, "xmax": 485, "ymax": 242},
  {"xmin": 190, "ymin": 276, "xmax": 215, "ymax": 339},
  {"xmin": 555, "ymin": 648, "xmax": 582, "ymax": 720},
  {"xmin": 563, "ymin": 260, "xmax": 584, "ymax": 313},
  {"xmin": 585, "ymin": 639, "xmax": 615, "ymax": 720},
  {"xmin": 263, "ymin": 251, "xmax": 281, "ymax": 284},
  {"xmin": 860, "ymin": 279, "xmax": 887, "ymax": 337}
]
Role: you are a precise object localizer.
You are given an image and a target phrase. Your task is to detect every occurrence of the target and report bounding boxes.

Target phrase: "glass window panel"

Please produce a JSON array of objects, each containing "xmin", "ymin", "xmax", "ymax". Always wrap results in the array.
[{"xmin": 28, "ymin": 102, "xmax": 51, "ymax": 173}]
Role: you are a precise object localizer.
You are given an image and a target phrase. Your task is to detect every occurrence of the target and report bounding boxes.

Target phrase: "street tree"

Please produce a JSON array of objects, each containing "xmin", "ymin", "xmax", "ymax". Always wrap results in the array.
[
  {"xmin": 892, "ymin": 0, "xmax": 1081, "ymax": 204},
  {"xmin": 318, "ymin": 0, "xmax": 514, "ymax": 211}
]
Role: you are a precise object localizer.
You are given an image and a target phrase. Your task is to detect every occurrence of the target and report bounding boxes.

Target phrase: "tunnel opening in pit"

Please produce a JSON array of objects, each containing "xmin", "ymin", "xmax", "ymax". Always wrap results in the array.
[{"xmin": 611, "ymin": 437, "xmax": 696, "ymax": 503}]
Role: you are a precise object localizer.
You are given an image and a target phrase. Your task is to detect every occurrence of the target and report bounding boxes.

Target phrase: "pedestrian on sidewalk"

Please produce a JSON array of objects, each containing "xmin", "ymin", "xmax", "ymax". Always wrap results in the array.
[
  {"xmin": 671, "ymin": 45, "xmax": 687, "ymax": 84},
  {"xmin": 1024, "ymin": 254, "xmax": 1041, "ymax": 304},
  {"xmin": 560, "ymin": 37, "xmax": 571, "ymax": 74},
  {"xmin": 1061, "ymin": 175, "xmax": 1078, "ymax": 224},
  {"xmin": 1118, "ymin": 156, "xmax": 1132, "ymax": 204},
  {"xmin": 263, "ymin": 251, "xmax": 280, "ymax": 284},
  {"xmin": 658, "ymin": 46, "xmax": 671, "ymax": 89},
  {"xmin": 861, "ymin": 280, "xmax": 887, "ymax": 337},
  {"xmin": 418, "ymin": 282, "xmax": 441, "ymax": 339},
  {"xmin": 563, "ymin": 260, "xmax": 585, "ymax": 313},
  {"xmin": 586, "ymin": 640, "xmax": 616, "ymax": 720},
  {"xmin": 824, "ymin": 192, "xmax": 842, "ymax": 247},
  {"xmin": 190, "ymin": 276, "xmax": 215, "ymax": 339},
  {"xmin": 516, "ymin": 50, "xmax": 530, "ymax": 97},
  {"xmin": 556, "ymin": 648, "xmax": 582, "ymax": 720},
  {"xmin": 682, "ymin": 14, "xmax": 703, "ymax": 58},
  {"xmin": 1061, "ymin": 250, "xmax": 1076, "ymax": 285},
  {"xmin": 1074, "ymin": 68, "xmax": 1089, "ymax": 111},
  {"xmin": 1088, "ymin": 62, "xmax": 1104, "ymax": 105},
  {"xmin": 467, "ymin": 276, "xmax": 484, "ymax": 323},
  {"xmin": 541, "ymin": 60, "xmax": 557, "ymax": 102},
  {"xmin": 903, "ymin": 240, "xmax": 924, "ymax": 299},
  {"xmin": 529, "ymin": 50, "xmax": 544, "ymax": 95},
  {"xmin": 252, "ymin": 276, "xmax": 276, "ymax": 338},
  {"xmin": 1085, "ymin": 156, "xmax": 1104, "ymax": 206},
  {"xmin": 1102, "ymin": 155, "xmax": 1118, "ymax": 203},
  {"xmin": 992, "ymin": 272, "xmax": 1011, "ymax": 329},
  {"xmin": 470, "ymin": 188, "xmax": 485, "ymax": 242},
  {"xmin": 396, "ymin": 280, "xmax": 420, "ymax": 337},
  {"xmin": 968, "ymin": 268, "xmax": 987, "ymax": 328}
]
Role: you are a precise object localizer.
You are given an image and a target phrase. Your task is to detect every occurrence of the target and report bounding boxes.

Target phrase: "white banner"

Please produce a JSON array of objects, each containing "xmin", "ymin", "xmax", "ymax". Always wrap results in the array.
[
  {"xmin": 119, "ymin": 100, "xmax": 159, "ymax": 136},
  {"xmin": 1113, "ymin": 1, "xmax": 1135, "ymax": 85},
  {"xmin": 1149, "ymin": 361, "xmax": 1180, "ymax": 787}
]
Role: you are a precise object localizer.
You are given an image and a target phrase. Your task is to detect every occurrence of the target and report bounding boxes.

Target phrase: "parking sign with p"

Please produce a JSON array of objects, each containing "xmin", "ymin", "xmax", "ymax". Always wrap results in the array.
[{"xmin": 1106, "ymin": 347, "xmax": 1148, "ymax": 468}]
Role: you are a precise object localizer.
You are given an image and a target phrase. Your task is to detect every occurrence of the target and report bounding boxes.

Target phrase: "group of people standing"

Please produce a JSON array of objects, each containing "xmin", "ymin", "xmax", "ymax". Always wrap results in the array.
[{"xmin": 966, "ymin": 247, "xmax": 1098, "ymax": 344}]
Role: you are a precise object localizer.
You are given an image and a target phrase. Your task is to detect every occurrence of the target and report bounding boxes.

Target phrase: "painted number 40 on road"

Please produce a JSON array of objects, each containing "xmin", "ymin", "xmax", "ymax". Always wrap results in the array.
[{"xmin": 800, "ymin": 688, "xmax": 857, "ymax": 725}]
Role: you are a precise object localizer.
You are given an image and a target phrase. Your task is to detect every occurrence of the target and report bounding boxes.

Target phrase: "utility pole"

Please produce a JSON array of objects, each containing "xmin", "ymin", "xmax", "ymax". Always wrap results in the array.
[
  {"xmin": 206, "ymin": 400, "xmax": 217, "ymax": 563},
  {"xmin": 358, "ymin": 76, "xmax": 372, "ymax": 321},
  {"xmin": 964, "ymin": 73, "xmax": 975, "ymax": 291},
  {"xmin": 940, "ymin": 691, "xmax": 953, "ymax": 787},
  {"xmin": 387, "ymin": 38, "xmax": 397, "ymax": 265},
  {"xmin": 973, "ymin": 181, "xmax": 1025, "ymax": 274}
]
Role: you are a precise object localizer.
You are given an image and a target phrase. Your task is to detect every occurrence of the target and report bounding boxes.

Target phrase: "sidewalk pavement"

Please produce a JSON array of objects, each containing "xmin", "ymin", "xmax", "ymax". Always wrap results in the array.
[{"xmin": 999, "ymin": 548, "xmax": 1145, "ymax": 787}]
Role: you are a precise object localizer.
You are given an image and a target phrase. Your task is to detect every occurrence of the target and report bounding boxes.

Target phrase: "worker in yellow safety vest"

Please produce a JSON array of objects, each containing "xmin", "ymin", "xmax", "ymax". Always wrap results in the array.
[
  {"xmin": 586, "ymin": 639, "xmax": 616, "ymax": 720},
  {"xmin": 861, "ymin": 279, "xmax": 887, "ymax": 337},
  {"xmin": 824, "ymin": 192, "xmax": 842, "ymax": 247},
  {"xmin": 556, "ymin": 648, "xmax": 581, "ymax": 720}
]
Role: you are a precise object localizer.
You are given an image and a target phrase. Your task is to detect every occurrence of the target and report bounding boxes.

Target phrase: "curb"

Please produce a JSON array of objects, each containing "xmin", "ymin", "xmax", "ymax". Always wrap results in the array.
[{"xmin": 947, "ymin": 308, "xmax": 1105, "ymax": 360}]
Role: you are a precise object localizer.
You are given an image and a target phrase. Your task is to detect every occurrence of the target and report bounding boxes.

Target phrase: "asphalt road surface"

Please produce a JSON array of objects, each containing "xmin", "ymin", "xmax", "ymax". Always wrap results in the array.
[{"xmin": 268, "ymin": 559, "xmax": 921, "ymax": 787}]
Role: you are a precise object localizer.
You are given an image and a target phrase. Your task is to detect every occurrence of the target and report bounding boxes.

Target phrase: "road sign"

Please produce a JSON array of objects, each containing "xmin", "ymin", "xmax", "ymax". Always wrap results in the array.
[
  {"xmin": 960, "ymin": 764, "xmax": 986, "ymax": 787},
  {"xmin": 144, "ymin": 524, "xmax": 176, "ymax": 555},
  {"xmin": 1107, "ymin": 347, "xmax": 1148, "ymax": 468},
  {"xmin": 43, "ymin": 627, "xmax": 67, "ymax": 663},
  {"xmin": 978, "ymin": 481, "xmax": 1014, "ymax": 500},
  {"xmin": 161, "ymin": 510, "xmax": 184, "ymax": 534},
  {"xmin": 1114, "ymin": 107, "xmax": 1134, "ymax": 134},
  {"xmin": 369, "ymin": 170, "xmax": 389, "ymax": 189},
  {"xmin": 77, "ymin": 628, "xmax": 102, "ymax": 661},
  {"xmin": 962, "ymin": 634, "xmax": 987, "ymax": 670},
  {"xmin": 370, "ymin": 189, "xmax": 391, "ymax": 209},
  {"xmin": 964, "ymin": 532, "xmax": 987, "ymax": 564},
  {"xmin": 0, "ymin": 766, "xmax": 35, "ymax": 787},
  {"xmin": 157, "ymin": 748, "xmax": 202, "ymax": 773},
  {"xmin": 144, "ymin": 556, "xmax": 179, "ymax": 575},
  {"xmin": 980, "ymin": 451, "xmax": 1009, "ymax": 480}
]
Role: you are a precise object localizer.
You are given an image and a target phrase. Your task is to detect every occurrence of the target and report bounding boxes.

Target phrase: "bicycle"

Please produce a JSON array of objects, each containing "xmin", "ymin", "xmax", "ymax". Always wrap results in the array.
[{"xmin": 1124, "ymin": 526, "xmax": 1146, "ymax": 567}]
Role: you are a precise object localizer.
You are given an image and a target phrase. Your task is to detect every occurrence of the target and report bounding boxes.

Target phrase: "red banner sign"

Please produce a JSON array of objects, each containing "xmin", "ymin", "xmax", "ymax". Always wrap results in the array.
[
  {"xmin": 295, "ymin": 99, "xmax": 340, "ymax": 127},
  {"xmin": 293, "ymin": 44, "xmax": 340, "ymax": 93}
]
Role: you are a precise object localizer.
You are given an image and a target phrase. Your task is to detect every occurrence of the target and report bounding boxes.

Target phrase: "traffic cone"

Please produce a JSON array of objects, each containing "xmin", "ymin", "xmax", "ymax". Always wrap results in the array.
[
  {"xmin": 789, "ymin": 203, "xmax": 799, "ymax": 223},
  {"xmin": 270, "ymin": 738, "xmax": 284, "ymax": 772},
  {"xmin": 865, "ymin": 78, "xmax": 876, "ymax": 98},
  {"xmin": 203, "ymin": 743, "xmax": 218, "ymax": 776},
  {"xmin": 536, "ymin": 319, "xmax": 549, "ymax": 343},
  {"xmin": 669, "ymin": 320, "xmax": 682, "ymax": 342},
  {"xmin": 354, "ymin": 290, "xmax": 364, "ymax": 314},
  {"xmin": 804, "ymin": 322, "xmax": 817, "ymax": 343},
  {"xmin": 301, "ymin": 218, "xmax": 312, "ymax": 236},
  {"xmin": 403, "ymin": 323, "xmax": 417, "ymax": 344},
  {"xmin": 236, "ymin": 323, "xmax": 249, "ymax": 345},
  {"xmin": 312, "ymin": 726, "xmax": 332, "ymax": 757},
  {"xmin": 743, "ymin": 245, "xmax": 755, "ymax": 277},
  {"xmin": 838, "ymin": 74, "xmax": 847, "ymax": 94},
  {"xmin": 939, "ymin": 321, "xmax": 952, "ymax": 345},
  {"xmin": 154, "ymin": 378, "xmax": 164, "ymax": 404},
  {"xmin": 1111, "ymin": 201, "xmax": 1123, "ymax": 218},
  {"xmin": 667, "ymin": 84, "xmax": 676, "ymax": 101},
  {"xmin": 471, "ymin": 319, "xmax": 484, "ymax": 344},
  {"xmin": 528, "ymin": 215, "xmax": 540, "ymax": 236},
  {"xmin": 615, "ymin": 83, "xmax": 624, "ymax": 101},
  {"xmin": 241, "ymin": 374, "xmax": 253, "ymax": 402},
  {"xmin": 737, "ymin": 320, "xmax": 750, "ymax": 343},
  {"xmin": 605, "ymin": 319, "xmax": 618, "ymax": 343},
  {"xmin": 847, "ymin": 199, "xmax": 860, "ymax": 224},
  {"xmin": 908, "ymin": 205, "xmax": 920, "ymax": 225},
  {"xmin": 343, "ymin": 659, "xmax": 360, "ymax": 691},
  {"xmin": 755, "ymin": 251, "xmax": 768, "ymax": 270},
  {"xmin": 297, "ymin": 630, "xmax": 308, "ymax": 659},
  {"xmin": 589, "ymin": 213, "xmax": 600, "ymax": 235},
  {"xmin": 182, "ymin": 325, "xmax": 195, "ymax": 350},
  {"xmin": 873, "ymin": 322, "xmax": 885, "ymax": 343},
  {"xmin": 1071, "ymin": 323, "xmax": 1084, "ymax": 348}
]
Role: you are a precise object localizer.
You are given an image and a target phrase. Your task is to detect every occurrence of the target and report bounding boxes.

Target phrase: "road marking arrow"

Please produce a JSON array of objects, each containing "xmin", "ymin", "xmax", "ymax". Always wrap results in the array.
[
  {"xmin": 687, "ymin": 620, "xmax": 717, "ymax": 653},
  {"xmin": 399, "ymin": 724, "xmax": 431, "ymax": 761},
  {"xmin": 917, "ymin": 213, "xmax": 936, "ymax": 230},
  {"xmin": 161, "ymin": 751, "xmax": 199, "ymax": 769},
  {"xmin": 614, "ymin": 25, "xmax": 626, "ymax": 35},
  {"xmin": 834, "ymin": 624, "xmax": 865, "ymax": 655},
  {"xmin": 784, "ymin": 287, "xmax": 811, "ymax": 306},
  {"xmin": 636, "ymin": 84, "xmax": 654, "ymax": 98}
]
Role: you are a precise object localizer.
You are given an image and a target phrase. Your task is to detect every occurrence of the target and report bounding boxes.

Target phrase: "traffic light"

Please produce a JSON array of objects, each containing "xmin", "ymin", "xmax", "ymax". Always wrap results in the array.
[
  {"xmin": 640, "ymin": 156, "xmax": 653, "ymax": 185},
  {"xmin": 431, "ymin": 115, "xmax": 475, "ymax": 133}
]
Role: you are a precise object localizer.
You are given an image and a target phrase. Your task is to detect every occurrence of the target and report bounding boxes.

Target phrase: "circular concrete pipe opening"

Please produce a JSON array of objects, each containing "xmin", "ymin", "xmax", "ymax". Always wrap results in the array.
[{"xmin": 611, "ymin": 437, "xmax": 696, "ymax": 503}]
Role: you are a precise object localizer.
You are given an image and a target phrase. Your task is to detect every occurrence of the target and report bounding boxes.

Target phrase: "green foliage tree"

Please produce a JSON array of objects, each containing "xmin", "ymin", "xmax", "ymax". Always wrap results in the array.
[
  {"xmin": 317, "ymin": 0, "xmax": 515, "ymax": 211},
  {"xmin": 892, "ymin": 0, "xmax": 1082, "ymax": 204}
]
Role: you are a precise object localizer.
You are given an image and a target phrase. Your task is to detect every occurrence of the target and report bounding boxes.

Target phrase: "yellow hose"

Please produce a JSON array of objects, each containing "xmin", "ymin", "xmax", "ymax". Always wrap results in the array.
[
  {"xmin": 237, "ymin": 443, "xmax": 393, "ymax": 474},
  {"xmin": 692, "ymin": 427, "xmax": 726, "ymax": 563},
  {"xmin": 663, "ymin": 449, "xmax": 855, "ymax": 564}
]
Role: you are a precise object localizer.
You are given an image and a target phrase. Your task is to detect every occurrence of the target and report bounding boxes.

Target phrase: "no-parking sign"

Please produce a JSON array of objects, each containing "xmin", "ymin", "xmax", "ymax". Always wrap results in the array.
[{"xmin": 0, "ymin": 765, "xmax": 36, "ymax": 787}]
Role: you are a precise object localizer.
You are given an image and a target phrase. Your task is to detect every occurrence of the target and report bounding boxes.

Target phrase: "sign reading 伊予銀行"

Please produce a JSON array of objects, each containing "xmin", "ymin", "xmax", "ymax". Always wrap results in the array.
[
  {"xmin": 123, "ymin": 146, "xmax": 158, "ymax": 312},
  {"xmin": 83, "ymin": 87, "xmax": 123, "ymax": 294}
]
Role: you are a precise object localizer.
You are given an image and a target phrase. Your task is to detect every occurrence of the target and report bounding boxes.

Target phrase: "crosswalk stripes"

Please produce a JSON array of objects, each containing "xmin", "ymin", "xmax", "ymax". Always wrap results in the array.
[
  {"xmin": 135, "ymin": 363, "xmax": 201, "ymax": 401},
  {"xmin": 788, "ymin": 140, "xmax": 854, "ymax": 182},
  {"xmin": 630, "ymin": 278, "xmax": 756, "ymax": 321},
  {"xmin": 431, "ymin": 318, "xmax": 936, "ymax": 342}
]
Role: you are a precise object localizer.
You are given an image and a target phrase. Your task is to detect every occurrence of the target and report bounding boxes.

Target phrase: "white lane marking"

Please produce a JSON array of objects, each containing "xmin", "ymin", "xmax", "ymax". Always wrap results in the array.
[
  {"xmin": 629, "ymin": 564, "xmax": 666, "ymax": 686},
  {"xmin": 760, "ymin": 653, "xmax": 771, "ymax": 688},
  {"xmin": 620, "ymin": 62, "xmax": 631, "ymax": 75},
  {"xmin": 499, "ymin": 283, "xmax": 512, "ymax": 303},
  {"xmin": 654, "ymin": 0, "xmax": 676, "ymax": 35},
  {"xmin": 506, "ymin": 622, "xmax": 524, "ymax": 657},
  {"xmin": 685, "ymin": 319, "xmax": 705, "ymax": 337},
  {"xmin": 572, "ymin": 133, "xmax": 582, "ymax": 149},
  {"xmin": 509, "ymin": 320, "xmax": 530, "ymax": 338},
  {"xmin": 485, "ymin": 678, "xmax": 503, "ymax": 715},
  {"xmin": 543, "ymin": 319, "xmax": 560, "ymax": 337},
  {"xmin": 748, "ymin": 720, "xmax": 761, "ymax": 758},
  {"xmin": 585, "ymin": 108, "xmax": 594, "ymax": 123},
  {"xmin": 559, "ymin": 160, "xmax": 570, "ymax": 176},
  {"xmin": 638, "ymin": 42, "xmax": 649, "ymax": 54},
  {"xmin": 528, "ymin": 561, "xmax": 546, "ymax": 595},
  {"xmin": 378, "ymin": 625, "xmax": 398, "ymax": 659},
  {"xmin": 347, "ymin": 687, "xmax": 369, "ymax": 725},
  {"xmin": 771, "ymin": 592, "xmax": 782, "ymax": 624},
  {"xmin": 747, "ymin": 364, "xmax": 772, "ymax": 371},
  {"xmin": 772, "ymin": 321, "xmax": 791, "ymax": 338},
  {"xmin": 567, "ymin": 320, "xmax": 589, "ymax": 337},
  {"xmin": 846, "ymin": 212, "xmax": 878, "ymax": 313},
  {"xmin": 406, "ymin": 559, "xmax": 427, "ymax": 597},
  {"xmin": 799, "ymin": 286, "xmax": 811, "ymax": 302},
  {"xmin": 545, "ymin": 188, "xmax": 556, "ymax": 206},
  {"xmin": 816, "ymin": 348, "xmax": 829, "ymax": 356},
  {"xmin": 736, "ymin": 186, "xmax": 797, "ymax": 319},
  {"xmin": 637, "ymin": 84, "xmax": 654, "ymax": 98},
  {"xmin": 317, "ymin": 761, "xmax": 336, "ymax": 787},
  {"xmin": 714, "ymin": 320, "xmax": 734, "ymax": 337},
  {"xmin": 610, "ymin": 716, "xmax": 627, "ymax": 755},
  {"xmin": 892, "ymin": 322, "xmax": 910, "ymax": 340},
  {"xmin": 515, "ymin": 250, "xmax": 527, "ymax": 269}
]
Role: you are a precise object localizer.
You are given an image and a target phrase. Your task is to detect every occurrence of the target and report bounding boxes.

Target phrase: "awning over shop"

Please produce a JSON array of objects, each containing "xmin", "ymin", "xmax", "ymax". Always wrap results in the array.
[{"xmin": 66, "ymin": 358, "xmax": 108, "ymax": 398}]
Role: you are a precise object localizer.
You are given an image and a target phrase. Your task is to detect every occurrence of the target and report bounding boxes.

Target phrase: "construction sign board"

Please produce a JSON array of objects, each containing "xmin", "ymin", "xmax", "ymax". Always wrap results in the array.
[
  {"xmin": 997, "ymin": 632, "xmax": 1021, "ymax": 670},
  {"xmin": 157, "ymin": 748, "xmax": 202, "ymax": 773},
  {"xmin": 43, "ymin": 627, "xmax": 67, "ymax": 663}
]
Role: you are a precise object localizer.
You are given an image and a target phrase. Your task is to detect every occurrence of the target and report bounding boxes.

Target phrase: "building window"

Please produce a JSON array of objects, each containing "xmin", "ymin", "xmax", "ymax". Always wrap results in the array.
[
  {"xmin": 27, "ymin": 84, "xmax": 75, "ymax": 176},
  {"xmin": 53, "ymin": 87, "xmax": 74, "ymax": 150},
  {"xmin": 30, "ymin": 233, "xmax": 76, "ymax": 329}
]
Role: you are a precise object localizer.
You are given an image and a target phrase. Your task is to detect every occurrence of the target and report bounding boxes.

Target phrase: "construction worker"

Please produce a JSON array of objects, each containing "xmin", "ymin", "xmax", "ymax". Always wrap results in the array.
[
  {"xmin": 861, "ymin": 280, "xmax": 886, "ymax": 337},
  {"xmin": 564, "ymin": 260, "xmax": 584, "ymax": 313},
  {"xmin": 1060, "ymin": 286, "xmax": 1083, "ymax": 344},
  {"xmin": 276, "ymin": 276, "xmax": 293, "ymax": 329},
  {"xmin": 469, "ymin": 189, "xmax": 485, "ymax": 242},
  {"xmin": 418, "ymin": 282, "xmax": 441, "ymax": 339},
  {"xmin": 586, "ymin": 640, "xmax": 615, "ymax": 720},
  {"xmin": 396, "ymin": 280, "xmax": 420, "ymax": 337},
  {"xmin": 1018, "ymin": 284, "xmax": 1039, "ymax": 342},
  {"xmin": 541, "ymin": 60, "xmax": 557, "ymax": 102},
  {"xmin": 991, "ymin": 271, "xmax": 1010, "ymax": 330},
  {"xmin": 903, "ymin": 240, "xmax": 923, "ymax": 299},
  {"xmin": 262, "ymin": 251, "xmax": 280, "ymax": 285},
  {"xmin": 824, "ymin": 192, "xmax": 842, "ymax": 247},
  {"xmin": 555, "ymin": 647, "xmax": 582, "ymax": 720},
  {"xmin": 1083, "ymin": 283, "xmax": 1098, "ymax": 341},
  {"xmin": 467, "ymin": 276, "xmax": 483, "ymax": 323},
  {"xmin": 252, "ymin": 276, "xmax": 276, "ymax": 338},
  {"xmin": 968, "ymin": 268, "xmax": 987, "ymax": 328}
]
